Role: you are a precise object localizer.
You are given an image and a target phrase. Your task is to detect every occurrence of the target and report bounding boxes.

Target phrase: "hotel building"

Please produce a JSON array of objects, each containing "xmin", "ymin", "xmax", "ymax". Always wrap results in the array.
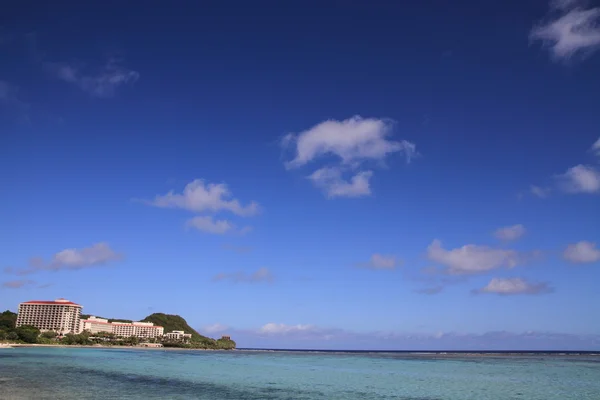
[
  {"xmin": 164, "ymin": 330, "xmax": 192, "ymax": 341},
  {"xmin": 79, "ymin": 316, "xmax": 164, "ymax": 338},
  {"xmin": 16, "ymin": 298, "xmax": 82, "ymax": 334}
]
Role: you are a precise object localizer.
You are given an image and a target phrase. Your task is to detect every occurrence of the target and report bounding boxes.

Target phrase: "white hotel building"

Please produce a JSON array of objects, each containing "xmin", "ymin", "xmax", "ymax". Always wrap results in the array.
[
  {"xmin": 16, "ymin": 299, "xmax": 82, "ymax": 334},
  {"xmin": 79, "ymin": 316, "xmax": 164, "ymax": 338}
]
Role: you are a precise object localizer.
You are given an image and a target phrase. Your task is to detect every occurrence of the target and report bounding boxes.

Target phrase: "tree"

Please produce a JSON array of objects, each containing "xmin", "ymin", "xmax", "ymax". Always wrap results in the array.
[
  {"xmin": 41, "ymin": 330, "xmax": 58, "ymax": 339},
  {"xmin": 15, "ymin": 325, "xmax": 40, "ymax": 343}
]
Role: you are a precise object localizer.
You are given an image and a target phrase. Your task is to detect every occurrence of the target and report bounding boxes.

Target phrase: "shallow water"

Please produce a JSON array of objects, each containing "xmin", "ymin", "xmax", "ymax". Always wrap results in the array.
[{"xmin": 1, "ymin": 347, "xmax": 599, "ymax": 399}]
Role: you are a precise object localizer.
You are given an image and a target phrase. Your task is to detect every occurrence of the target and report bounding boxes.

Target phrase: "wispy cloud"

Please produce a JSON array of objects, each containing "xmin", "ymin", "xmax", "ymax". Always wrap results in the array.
[
  {"xmin": 213, "ymin": 267, "xmax": 273, "ymax": 283},
  {"xmin": 7, "ymin": 243, "xmax": 122, "ymax": 275},
  {"xmin": 427, "ymin": 239, "xmax": 521, "ymax": 275},
  {"xmin": 474, "ymin": 277, "xmax": 553, "ymax": 296},
  {"xmin": 530, "ymin": 0, "xmax": 600, "ymax": 62},
  {"xmin": 186, "ymin": 216, "xmax": 251, "ymax": 235},
  {"xmin": 357, "ymin": 253, "xmax": 399, "ymax": 270},
  {"xmin": 46, "ymin": 58, "xmax": 139, "ymax": 98},
  {"xmin": 282, "ymin": 116, "xmax": 417, "ymax": 198},
  {"xmin": 202, "ymin": 323, "xmax": 230, "ymax": 334},
  {"xmin": 563, "ymin": 241, "xmax": 600, "ymax": 263},
  {"xmin": 415, "ymin": 286, "xmax": 444, "ymax": 295},
  {"xmin": 230, "ymin": 324, "xmax": 600, "ymax": 350},
  {"xmin": 591, "ymin": 137, "xmax": 600, "ymax": 157},
  {"xmin": 530, "ymin": 185, "xmax": 550, "ymax": 198},
  {"xmin": 556, "ymin": 164, "xmax": 600, "ymax": 193},
  {"xmin": 2, "ymin": 279, "xmax": 35, "ymax": 289},
  {"xmin": 259, "ymin": 323, "xmax": 315, "ymax": 335},
  {"xmin": 494, "ymin": 224, "xmax": 526, "ymax": 241}
]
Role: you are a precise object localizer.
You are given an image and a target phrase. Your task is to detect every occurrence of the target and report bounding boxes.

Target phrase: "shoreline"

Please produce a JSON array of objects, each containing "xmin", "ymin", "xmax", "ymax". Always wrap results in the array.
[
  {"xmin": 0, "ymin": 343, "xmax": 235, "ymax": 351},
  {"xmin": 2, "ymin": 344, "xmax": 598, "ymax": 357}
]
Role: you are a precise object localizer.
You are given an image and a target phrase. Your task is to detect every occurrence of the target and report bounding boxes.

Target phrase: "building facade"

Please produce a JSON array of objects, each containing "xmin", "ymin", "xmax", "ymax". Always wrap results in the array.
[
  {"xmin": 164, "ymin": 330, "xmax": 192, "ymax": 341},
  {"xmin": 16, "ymin": 299, "xmax": 82, "ymax": 334},
  {"xmin": 79, "ymin": 316, "xmax": 164, "ymax": 338}
]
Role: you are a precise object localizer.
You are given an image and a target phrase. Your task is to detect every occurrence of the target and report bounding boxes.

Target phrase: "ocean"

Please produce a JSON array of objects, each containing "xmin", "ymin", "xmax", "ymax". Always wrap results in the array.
[{"xmin": 1, "ymin": 347, "xmax": 599, "ymax": 399}]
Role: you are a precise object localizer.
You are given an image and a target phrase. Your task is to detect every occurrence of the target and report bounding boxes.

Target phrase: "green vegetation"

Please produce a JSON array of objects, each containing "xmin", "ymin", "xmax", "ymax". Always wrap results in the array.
[
  {"xmin": 80, "ymin": 314, "xmax": 132, "ymax": 323},
  {"xmin": 0, "ymin": 312, "xmax": 42, "ymax": 344},
  {"xmin": 0, "ymin": 310, "xmax": 17, "ymax": 329},
  {"xmin": 0, "ymin": 309, "xmax": 235, "ymax": 350},
  {"xmin": 142, "ymin": 313, "xmax": 236, "ymax": 350}
]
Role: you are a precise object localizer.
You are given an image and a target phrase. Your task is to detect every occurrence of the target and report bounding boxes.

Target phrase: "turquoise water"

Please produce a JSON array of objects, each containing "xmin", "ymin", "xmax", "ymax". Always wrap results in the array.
[{"xmin": 1, "ymin": 348, "xmax": 599, "ymax": 399}]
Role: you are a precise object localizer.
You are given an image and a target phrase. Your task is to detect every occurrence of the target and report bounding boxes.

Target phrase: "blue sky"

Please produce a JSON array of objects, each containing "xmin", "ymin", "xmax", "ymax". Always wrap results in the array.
[{"xmin": 1, "ymin": 0, "xmax": 600, "ymax": 350}]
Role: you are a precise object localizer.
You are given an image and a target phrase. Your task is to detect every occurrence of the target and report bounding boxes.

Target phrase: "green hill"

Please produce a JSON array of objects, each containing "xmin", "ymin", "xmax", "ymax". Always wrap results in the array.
[
  {"xmin": 141, "ymin": 313, "xmax": 206, "ymax": 341},
  {"xmin": 141, "ymin": 313, "xmax": 235, "ymax": 349}
]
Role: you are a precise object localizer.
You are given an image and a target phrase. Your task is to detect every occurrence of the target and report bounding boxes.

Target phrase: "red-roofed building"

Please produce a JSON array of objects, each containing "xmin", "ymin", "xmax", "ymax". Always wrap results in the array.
[{"xmin": 16, "ymin": 298, "xmax": 82, "ymax": 334}]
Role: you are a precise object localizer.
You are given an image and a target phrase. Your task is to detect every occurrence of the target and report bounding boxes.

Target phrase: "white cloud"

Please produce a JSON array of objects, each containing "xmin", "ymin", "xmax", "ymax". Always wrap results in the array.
[
  {"xmin": 282, "ymin": 116, "xmax": 417, "ymax": 198},
  {"xmin": 145, "ymin": 179, "xmax": 259, "ymax": 216},
  {"xmin": 556, "ymin": 164, "xmax": 600, "ymax": 193},
  {"xmin": 11, "ymin": 243, "xmax": 122, "ymax": 275},
  {"xmin": 591, "ymin": 137, "xmax": 600, "ymax": 157},
  {"xmin": 427, "ymin": 239, "xmax": 520, "ymax": 275},
  {"xmin": 308, "ymin": 167, "xmax": 372, "ymax": 198},
  {"xmin": 46, "ymin": 59, "xmax": 139, "ymax": 98},
  {"xmin": 530, "ymin": 0, "xmax": 600, "ymax": 62},
  {"xmin": 530, "ymin": 185, "xmax": 550, "ymax": 198},
  {"xmin": 202, "ymin": 323, "xmax": 229, "ymax": 334},
  {"xmin": 563, "ymin": 241, "xmax": 600, "ymax": 263},
  {"xmin": 259, "ymin": 323, "xmax": 315, "ymax": 335},
  {"xmin": 494, "ymin": 224, "xmax": 526, "ymax": 241},
  {"xmin": 186, "ymin": 216, "xmax": 251, "ymax": 235},
  {"xmin": 284, "ymin": 116, "xmax": 416, "ymax": 168},
  {"xmin": 358, "ymin": 253, "xmax": 399, "ymax": 270},
  {"xmin": 475, "ymin": 277, "xmax": 552, "ymax": 295},
  {"xmin": 213, "ymin": 267, "xmax": 273, "ymax": 283}
]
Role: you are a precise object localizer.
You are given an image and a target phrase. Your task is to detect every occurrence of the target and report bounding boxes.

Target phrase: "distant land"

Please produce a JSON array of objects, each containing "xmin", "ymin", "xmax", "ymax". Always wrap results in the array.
[{"xmin": 2, "ymin": 310, "xmax": 235, "ymax": 350}]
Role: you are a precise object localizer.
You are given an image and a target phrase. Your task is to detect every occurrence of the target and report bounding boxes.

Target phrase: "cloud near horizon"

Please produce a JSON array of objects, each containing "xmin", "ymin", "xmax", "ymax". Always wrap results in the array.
[
  {"xmin": 213, "ymin": 267, "xmax": 274, "ymax": 283},
  {"xmin": 474, "ymin": 277, "xmax": 552, "ymax": 296},
  {"xmin": 46, "ymin": 58, "xmax": 139, "ymax": 98},
  {"xmin": 5, "ymin": 243, "xmax": 122, "ymax": 275},
  {"xmin": 282, "ymin": 116, "xmax": 417, "ymax": 198},
  {"xmin": 563, "ymin": 241, "xmax": 600, "ymax": 263},
  {"xmin": 219, "ymin": 323, "xmax": 600, "ymax": 350},
  {"xmin": 530, "ymin": 0, "xmax": 600, "ymax": 62}
]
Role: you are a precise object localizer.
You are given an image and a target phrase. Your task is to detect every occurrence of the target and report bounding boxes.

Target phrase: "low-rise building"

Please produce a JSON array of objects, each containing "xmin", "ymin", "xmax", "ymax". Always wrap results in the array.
[
  {"xmin": 164, "ymin": 330, "xmax": 192, "ymax": 341},
  {"xmin": 16, "ymin": 298, "xmax": 82, "ymax": 334},
  {"xmin": 80, "ymin": 316, "xmax": 164, "ymax": 338}
]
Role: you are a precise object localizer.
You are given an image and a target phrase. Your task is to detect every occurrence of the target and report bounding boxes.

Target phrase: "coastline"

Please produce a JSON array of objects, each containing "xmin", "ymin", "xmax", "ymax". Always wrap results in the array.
[{"xmin": 0, "ymin": 343, "xmax": 235, "ymax": 351}]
